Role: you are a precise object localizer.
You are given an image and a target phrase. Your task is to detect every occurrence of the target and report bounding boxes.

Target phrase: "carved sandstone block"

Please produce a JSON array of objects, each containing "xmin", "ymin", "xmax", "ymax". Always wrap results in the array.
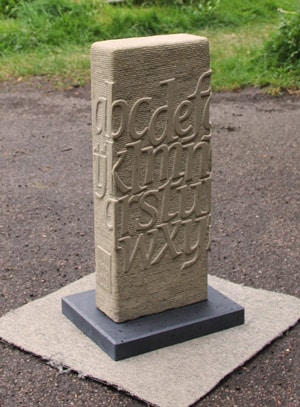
[{"xmin": 91, "ymin": 34, "xmax": 212, "ymax": 322}]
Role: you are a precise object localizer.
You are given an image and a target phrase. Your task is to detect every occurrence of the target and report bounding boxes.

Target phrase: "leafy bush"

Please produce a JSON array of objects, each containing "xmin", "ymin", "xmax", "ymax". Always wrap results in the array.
[
  {"xmin": 262, "ymin": 9, "xmax": 300, "ymax": 69},
  {"xmin": 0, "ymin": 0, "xmax": 20, "ymax": 17}
]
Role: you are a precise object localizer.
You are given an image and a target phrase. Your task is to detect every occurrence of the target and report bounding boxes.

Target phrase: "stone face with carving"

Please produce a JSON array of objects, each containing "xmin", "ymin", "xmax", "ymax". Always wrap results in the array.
[{"xmin": 91, "ymin": 34, "xmax": 212, "ymax": 322}]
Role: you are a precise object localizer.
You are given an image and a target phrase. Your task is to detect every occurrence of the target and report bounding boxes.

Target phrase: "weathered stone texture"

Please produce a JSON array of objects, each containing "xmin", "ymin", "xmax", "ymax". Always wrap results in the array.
[{"xmin": 91, "ymin": 34, "xmax": 212, "ymax": 322}]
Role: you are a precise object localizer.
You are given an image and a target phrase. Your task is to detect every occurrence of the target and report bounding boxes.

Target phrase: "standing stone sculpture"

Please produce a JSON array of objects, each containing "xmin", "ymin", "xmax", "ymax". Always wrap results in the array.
[{"xmin": 62, "ymin": 34, "xmax": 244, "ymax": 360}]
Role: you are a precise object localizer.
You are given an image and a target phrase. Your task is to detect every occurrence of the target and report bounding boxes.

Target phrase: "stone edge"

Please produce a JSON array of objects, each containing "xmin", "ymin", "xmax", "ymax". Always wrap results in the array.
[{"xmin": 62, "ymin": 287, "xmax": 244, "ymax": 360}]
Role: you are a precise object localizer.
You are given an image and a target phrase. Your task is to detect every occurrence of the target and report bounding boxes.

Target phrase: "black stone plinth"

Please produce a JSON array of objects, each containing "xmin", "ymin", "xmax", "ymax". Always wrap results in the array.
[{"xmin": 62, "ymin": 287, "xmax": 244, "ymax": 361}]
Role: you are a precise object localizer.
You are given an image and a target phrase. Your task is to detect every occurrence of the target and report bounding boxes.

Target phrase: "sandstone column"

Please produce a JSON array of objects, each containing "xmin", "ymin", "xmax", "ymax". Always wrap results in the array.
[{"xmin": 91, "ymin": 34, "xmax": 212, "ymax": 322}]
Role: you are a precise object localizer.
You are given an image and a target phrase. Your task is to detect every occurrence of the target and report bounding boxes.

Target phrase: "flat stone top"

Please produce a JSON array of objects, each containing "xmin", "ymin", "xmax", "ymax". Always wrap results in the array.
[{"xmin": 91, "ymin": 34, "xmax": 208, "ymax": 52}]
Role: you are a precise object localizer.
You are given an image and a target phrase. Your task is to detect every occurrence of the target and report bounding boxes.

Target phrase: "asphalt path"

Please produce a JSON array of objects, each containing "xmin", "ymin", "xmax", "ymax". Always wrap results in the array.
[{"xmin": 0, "ymin": 82, "xmax": 299, "ymax": 406}]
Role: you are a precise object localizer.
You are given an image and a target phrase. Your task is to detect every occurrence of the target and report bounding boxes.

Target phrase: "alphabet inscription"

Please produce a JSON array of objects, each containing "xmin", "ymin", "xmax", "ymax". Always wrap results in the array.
[{"xmin": 93, "ymin": 70, "xmax": 212, "ymax": 273}]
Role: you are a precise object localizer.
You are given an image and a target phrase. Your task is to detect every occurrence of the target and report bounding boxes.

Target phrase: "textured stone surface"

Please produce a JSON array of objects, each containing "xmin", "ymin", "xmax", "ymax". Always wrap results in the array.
[{"xmin": 91, "ymin": 34, "xmax": 212, "ymax": 322}]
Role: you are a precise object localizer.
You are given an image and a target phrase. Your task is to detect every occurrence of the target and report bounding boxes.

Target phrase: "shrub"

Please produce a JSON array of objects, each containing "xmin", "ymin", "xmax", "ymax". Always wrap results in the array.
[
  {"xmin": 0, "ymin": 0, "xmax": 20, "ymax": 17},
  {"xmin": 263, "ymin": 9, "xmax": 300, "ymax": 69}
]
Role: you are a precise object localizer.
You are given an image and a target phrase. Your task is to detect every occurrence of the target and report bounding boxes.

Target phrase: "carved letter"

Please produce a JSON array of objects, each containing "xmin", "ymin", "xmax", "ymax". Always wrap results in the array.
[
  {"xmin": 151, "ymin": 221, "xmax": 182, "ymax": 264},
  {"xmin": 129, "ymin": 97, "xmax": 152, "ymax": 140},
  {"xmin": 136, "ymin": 189, "xmax": 159, "ymax": 231},
  {"xmin": 118, "ymin": 192, "xmax": 142, "ymax": 237},
  {"xmin": 105, "ymin": 198, "xmax": 117, "ymax": 231},
  {"xmin": 95, "ymin": 97, "xmax": 107, "ymax": 135},
  {"xmin": 94, "ymin": 140, "xmax": 113, "ymax": 198},
  {"xmin": 176, "ymin": 183, "xmax": 197, "ymax": 219},
  {"xmin": 183, "ymin": 141, "xmax": 211, "ymax": 182},
  {"xmin": 112, "ymin": 149, "xmax": 132, "ymax": 194},
  {"xmin": 105, "ymin": 81, "xmax": 129, "ymax": 139},
  {"xmin": 144, "ymin": 144, "xmax": 168, "ymax": 185},
  {"xmin": 174, "ymin": 100, "xmax": 194, "ymax": 139},
  {"xmin": 192, "ymin": 141, "xmax": 211, "ymax": 179},
  {"xmin": 126, "ymin": 140, "xmax": 147, "ymax": 194},
  {"xmin": 159, "ymin": 180, "xmax": 179, "ymax": 223},
  {"xmin": 148, "ymin": 78, "xmax": 177, "ymax": 146},
  {"xmin": 93, "ymin": 146, "xmax": 107, "ymax": 199},
  {"xmin": 119, "ymin": 229, "xmax": 158, "ymax": 272},
  {"xmin": 185, "ymin": 69, "xmax": 212, "ymax": 142},
  {"xmin": 181, "ymin": 215, "xmax": 210, "ymax": 269},
  {"xmin": 144, "ymin": 141, "xmax": 184, "ymax": 186},
  {"xmin": 182, "ymin": 142, "xmax": 195, "ymax": 182}
]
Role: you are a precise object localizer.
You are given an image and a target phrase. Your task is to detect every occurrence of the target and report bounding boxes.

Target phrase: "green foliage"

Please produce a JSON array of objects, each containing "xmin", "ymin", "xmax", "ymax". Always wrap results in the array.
[
  {"xmin": 0, "ymin": 0, "xmax": 105, "ymax": 53},
  {"xmin": 0, "ymin": 0, "xmax": 299, "ymax": 90},
  {"xmin": 246, "ymin": 7, "xmax": 300, "ymax": 90},
  {"xmin": 0, "ymin": 0, "xmax": 222, "ymax": 55},
  {"xmin": 127, "ymin": 0, "xmax": 217, "ymax": 6},
  {"xmin": 263, "ymin": 9, "xmax": 300, "ymax": 69},
  {"xmin": 106, "ymin": 4, "xmax": 220, "ymax": 37},
  {"xmin": 0, "ymin": 0, "xmax": 20, "ymax": 17}
]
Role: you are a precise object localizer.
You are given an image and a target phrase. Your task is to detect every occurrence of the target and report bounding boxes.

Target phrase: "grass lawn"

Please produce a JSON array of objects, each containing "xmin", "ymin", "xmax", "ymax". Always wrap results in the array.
[{"xmin": 0, "ymin": 0, "xmax": 299, "ymax": 91}]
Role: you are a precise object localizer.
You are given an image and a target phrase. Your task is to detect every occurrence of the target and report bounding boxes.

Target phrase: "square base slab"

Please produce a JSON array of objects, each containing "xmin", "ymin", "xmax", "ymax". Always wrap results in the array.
[
  {"xmin": 1, "ymin": 274, "xmax": 300, "ymax": 406},
  {"xmin": 62, "ymin": 287, "xmax": 244, "ymax": 360}
]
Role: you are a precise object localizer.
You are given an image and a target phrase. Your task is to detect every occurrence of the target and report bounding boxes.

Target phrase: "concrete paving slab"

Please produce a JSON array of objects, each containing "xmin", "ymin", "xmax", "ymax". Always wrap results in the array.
[{"xmin": 0, "ymin": 273, "xmax": 299, "ymax": 407}]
